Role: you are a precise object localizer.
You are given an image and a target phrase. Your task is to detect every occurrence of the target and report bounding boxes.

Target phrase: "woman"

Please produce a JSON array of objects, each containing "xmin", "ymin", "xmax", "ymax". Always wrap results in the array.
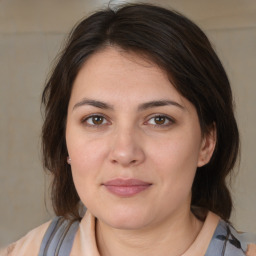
[{"xmin": 2, "ymin": 3, "xmax": 255, "ymax": 256}]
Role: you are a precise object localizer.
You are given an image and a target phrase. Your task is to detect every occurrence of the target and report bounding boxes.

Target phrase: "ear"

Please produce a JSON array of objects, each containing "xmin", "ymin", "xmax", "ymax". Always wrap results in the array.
[
  {"xmin": 67, "ymin": 156, "xmax": 71, "ymax": 164},
  {"xmin": 197, "ymin": 124, "xmax": 216, "ymax": 167}
]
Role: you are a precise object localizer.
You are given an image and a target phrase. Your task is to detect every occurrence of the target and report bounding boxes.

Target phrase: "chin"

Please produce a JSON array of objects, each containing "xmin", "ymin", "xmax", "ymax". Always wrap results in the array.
[
  {"xmin": 108, "ymin": 217, "xmax": 150, "ymax": 230},
  {"xmin": 97, "ymin": 207, "xmax": 153, "ymax": 230}
]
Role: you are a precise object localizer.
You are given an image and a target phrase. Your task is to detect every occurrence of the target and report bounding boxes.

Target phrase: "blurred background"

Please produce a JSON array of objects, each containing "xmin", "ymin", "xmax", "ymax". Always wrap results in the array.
[{"xmin": 0, "ymin": 0, "xmax": 255, "ymax": 248}]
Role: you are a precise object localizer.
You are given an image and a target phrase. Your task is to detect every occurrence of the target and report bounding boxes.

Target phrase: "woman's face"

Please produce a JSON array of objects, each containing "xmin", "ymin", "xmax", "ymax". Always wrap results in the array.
[{"xmin": 66, "ymin": 47, "xmax": 215, "ymax": 230}]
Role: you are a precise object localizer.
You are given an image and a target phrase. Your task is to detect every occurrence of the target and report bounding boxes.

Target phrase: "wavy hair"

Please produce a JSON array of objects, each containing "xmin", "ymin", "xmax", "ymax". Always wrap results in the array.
[{"xmin": 42, "ymin": 3, "xmax": 239, "ymax": 220}]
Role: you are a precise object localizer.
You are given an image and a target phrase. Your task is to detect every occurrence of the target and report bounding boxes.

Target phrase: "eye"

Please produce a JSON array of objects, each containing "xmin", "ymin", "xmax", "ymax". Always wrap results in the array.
[
  {"xmin": 147, "ymin": 115, "xmax": 174, "ymax": 127},
  {"xmin": 82, "ymin": 115, "xmax": 109, "ymax": 126}
]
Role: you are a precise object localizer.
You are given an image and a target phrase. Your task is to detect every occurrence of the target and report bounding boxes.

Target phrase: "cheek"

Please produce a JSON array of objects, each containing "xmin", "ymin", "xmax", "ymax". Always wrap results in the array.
[
  {"xmin": 68, "ymin": 137, "xmax": 109, "ymax": 176},
  {"xmin": 66, "ymin": 121, "xmax": 109, "ymax": 167},
  {"xmin": 68, "ymin": 140, "xmax": 107, "ymax": 209},
  {"xmin": 151, "ymin": 141, "xmax": 198, "ymax": 211},
  {"xmin": 151, "ymin": 132, "xmax": 201, "ymax": 173},
  {"xmin": 149, "ymin": 132, "xmax": 201, "ymax": 195},
  {"xmin": 66, "ymin": 128, "xmax": 109, "ymax": 198}
]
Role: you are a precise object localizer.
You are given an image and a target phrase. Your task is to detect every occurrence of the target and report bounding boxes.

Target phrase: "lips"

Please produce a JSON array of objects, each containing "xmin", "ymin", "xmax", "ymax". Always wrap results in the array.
[{"xmin": 103, "ymin": 178, "xmax": 152, "ymax": 197}]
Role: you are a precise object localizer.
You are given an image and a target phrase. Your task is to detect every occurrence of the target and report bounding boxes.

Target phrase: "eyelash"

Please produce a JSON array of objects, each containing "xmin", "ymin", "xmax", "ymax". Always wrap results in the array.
[
  {"xmin": 145, "ymin": 115, "xmax": 175, "ymax": 128},
  {"xmin": 81, "ymin": 114, "xmax": 110, "ymax": 128},
  {"xmin": 81, "ymin": 114, "xmax": 175, "ymax": 128}
]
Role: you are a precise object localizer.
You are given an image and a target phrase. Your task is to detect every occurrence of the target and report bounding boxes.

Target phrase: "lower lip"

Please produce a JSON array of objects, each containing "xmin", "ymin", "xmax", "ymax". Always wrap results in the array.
[{"xmin": 104, "ymin": 185, "xmax": 151, "ymax": 197}]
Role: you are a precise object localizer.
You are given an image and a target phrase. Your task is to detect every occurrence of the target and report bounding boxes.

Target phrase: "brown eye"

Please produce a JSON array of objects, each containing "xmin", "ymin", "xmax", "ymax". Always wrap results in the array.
[
  {"xmin": 154, "ymin": 116, "xmax": 166, "ymax": 125},
  {"xmin": 85, "ymin": 115, "xmax": 107, "ymax": 126},
  {"xmin": 147, "ymin": 115, "xmax": 174, "ymax": 127},
  {"xmin": 92, "ymin": 116, "xmax": 104, "ymax": 125}
]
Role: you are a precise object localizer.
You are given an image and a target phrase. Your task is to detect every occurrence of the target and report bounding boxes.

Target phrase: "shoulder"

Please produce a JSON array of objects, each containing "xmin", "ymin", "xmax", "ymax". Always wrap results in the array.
[
  {"xmin": 0, "ymin": 220, "xmax": 51, "ymax": 256},
  {"xmin": 206, "ymin": 219, "xmax": 256, "ymax": 256},
  {"xmin": 39, "ymin": 216, "xmax": 80, "ymax": 256},
  {"xmin": 0, "ymin": 217, "xmax": 80, "ymax": 256}
]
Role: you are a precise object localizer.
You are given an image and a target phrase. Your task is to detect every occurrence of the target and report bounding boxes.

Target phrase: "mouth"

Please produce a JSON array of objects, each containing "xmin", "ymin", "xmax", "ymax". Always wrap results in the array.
[{"xmin": 103, "ymin": 178, "xmax": 152, "ymax": 197}]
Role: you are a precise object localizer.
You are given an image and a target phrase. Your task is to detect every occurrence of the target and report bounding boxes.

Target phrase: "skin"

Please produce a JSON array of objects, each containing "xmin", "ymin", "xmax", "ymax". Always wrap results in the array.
[{"xmin": 66, "ymin": 47, "xmax": 216, "ymax": 256}]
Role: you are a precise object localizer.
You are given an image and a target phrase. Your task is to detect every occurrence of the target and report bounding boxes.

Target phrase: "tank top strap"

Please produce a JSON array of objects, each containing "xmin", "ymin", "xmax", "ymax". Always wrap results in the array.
[
  {"xmin": 205, "ymin": 219, "xmax": 252, "ymax": 256},
  {"xmin": 38, "ymin": 216, "xmax": 79, "ymax": 256}
]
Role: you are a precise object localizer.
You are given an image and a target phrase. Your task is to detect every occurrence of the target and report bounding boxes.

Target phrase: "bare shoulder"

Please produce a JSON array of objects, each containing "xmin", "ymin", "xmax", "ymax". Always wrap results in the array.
[
  {"xmin": 247, "ymin": 243, "xmax": 256, "ymax": 256},
  {"xmin": 0, "ymin": 221, "xmax": 51, "ymax": 256}
]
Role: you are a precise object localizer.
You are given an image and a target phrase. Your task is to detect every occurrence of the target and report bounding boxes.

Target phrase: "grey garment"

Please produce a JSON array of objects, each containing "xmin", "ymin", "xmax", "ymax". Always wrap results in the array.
[
  {"xmin": 38, "ymin": 217, "xmax": 79, "ymax": 256},
  {"xmin": 205, "ymin": 219, "xmax": 254, "ymax": 256}
]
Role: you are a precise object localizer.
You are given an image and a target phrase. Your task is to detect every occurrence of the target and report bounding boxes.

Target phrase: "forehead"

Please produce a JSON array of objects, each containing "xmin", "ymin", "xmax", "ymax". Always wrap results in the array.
[
  {"xmin": 71, "ymin": 47, "xmax": 183, "ymax": 102},
  {"xmin": 79, "ymin": 46, "xmax": 166, "ymax": 81}
]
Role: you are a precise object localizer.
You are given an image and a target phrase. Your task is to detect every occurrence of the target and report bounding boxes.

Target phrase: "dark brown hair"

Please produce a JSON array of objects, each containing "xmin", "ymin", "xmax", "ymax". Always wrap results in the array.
[{"xmin": 42, "ymin": 3, "xmax": 239, "ymax": 220}]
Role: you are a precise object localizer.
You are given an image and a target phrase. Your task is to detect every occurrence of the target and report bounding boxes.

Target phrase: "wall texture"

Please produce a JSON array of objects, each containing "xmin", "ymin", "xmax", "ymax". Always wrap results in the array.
[{"xmin": 0, "ymin": 0, "xmax": 255, "ymax": 247}]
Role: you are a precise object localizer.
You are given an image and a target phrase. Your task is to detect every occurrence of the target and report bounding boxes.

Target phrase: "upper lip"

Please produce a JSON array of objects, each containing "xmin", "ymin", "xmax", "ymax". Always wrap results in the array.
[{"xmin": 103, "ymin": 178, "xmax": 152, "ymax": 186}]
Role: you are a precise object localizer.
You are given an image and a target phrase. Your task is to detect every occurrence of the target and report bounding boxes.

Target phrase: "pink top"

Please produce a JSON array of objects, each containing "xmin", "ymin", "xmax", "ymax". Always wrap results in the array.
[{"xmin": 1, "ymin": 211, "xmax": 255, "ymax": 256}]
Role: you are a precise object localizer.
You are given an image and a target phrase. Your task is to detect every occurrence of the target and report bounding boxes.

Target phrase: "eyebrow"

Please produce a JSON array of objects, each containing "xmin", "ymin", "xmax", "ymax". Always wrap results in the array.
[
  {"xmin": 73, "ymin": 98, "xmax": 114, "ymax": 111},
  {"xmin": 72, "ymin": 98, "xmax": 184, "ymax": 111},
  {"xmin": 138, "ymin": 100, "xmax": 184, "ymax": 111}
]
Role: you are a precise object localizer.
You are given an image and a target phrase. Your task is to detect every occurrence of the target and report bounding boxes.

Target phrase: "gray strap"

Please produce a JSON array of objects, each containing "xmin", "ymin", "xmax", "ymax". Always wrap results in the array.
[
  {"xmin": 205, "ymin": 220, "xmax": 246, "ymax": 256},
  {"xmin": 38, "ymin": 216, "xmax": 79, "ymax": 256}
]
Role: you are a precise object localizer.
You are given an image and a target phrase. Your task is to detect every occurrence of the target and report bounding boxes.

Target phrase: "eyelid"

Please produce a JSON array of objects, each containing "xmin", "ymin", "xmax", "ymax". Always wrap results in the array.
[
  {"xmin": 80, "ymin": 113, "xmax": 175, "ymax": 128},
  {"xmin": 81, "ymin": 113, "xmax": 111, "ymax": 126},
  {"xmin": 144, "ymin": 114, "xmax": 175, "ymax": 126}
]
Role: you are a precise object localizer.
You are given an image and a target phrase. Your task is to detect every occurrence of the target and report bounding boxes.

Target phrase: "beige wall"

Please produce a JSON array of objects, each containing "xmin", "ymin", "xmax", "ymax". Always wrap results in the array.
[{"xmin": 0, "ymin": 0, "xmax": 255, "ymax": 247}]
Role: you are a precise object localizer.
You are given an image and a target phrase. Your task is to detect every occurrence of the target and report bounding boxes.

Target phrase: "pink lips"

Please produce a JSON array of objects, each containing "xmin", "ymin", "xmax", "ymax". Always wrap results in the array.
[{"xmin": 103, "ymin": 179, "xmax": 152, "ymax": 197}]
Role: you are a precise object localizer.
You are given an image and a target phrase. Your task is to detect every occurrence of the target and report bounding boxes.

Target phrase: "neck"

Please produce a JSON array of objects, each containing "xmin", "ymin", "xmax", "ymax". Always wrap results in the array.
[{"xmin": 96, "ymin": 207, "xmax": 203, "ymax": 256}]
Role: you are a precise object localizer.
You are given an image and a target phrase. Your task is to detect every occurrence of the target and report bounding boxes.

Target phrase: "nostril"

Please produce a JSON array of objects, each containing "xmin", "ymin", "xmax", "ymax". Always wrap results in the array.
[{"xmin": 111, "ymin": 159, "xmax": 118, "ymax": 164}]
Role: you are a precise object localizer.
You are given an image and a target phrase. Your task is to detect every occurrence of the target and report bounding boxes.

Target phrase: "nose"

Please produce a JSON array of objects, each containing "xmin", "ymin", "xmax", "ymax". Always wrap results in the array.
[{"xmin": 109, "ymin": 127, "xmax": 145, "ymax": 167}]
